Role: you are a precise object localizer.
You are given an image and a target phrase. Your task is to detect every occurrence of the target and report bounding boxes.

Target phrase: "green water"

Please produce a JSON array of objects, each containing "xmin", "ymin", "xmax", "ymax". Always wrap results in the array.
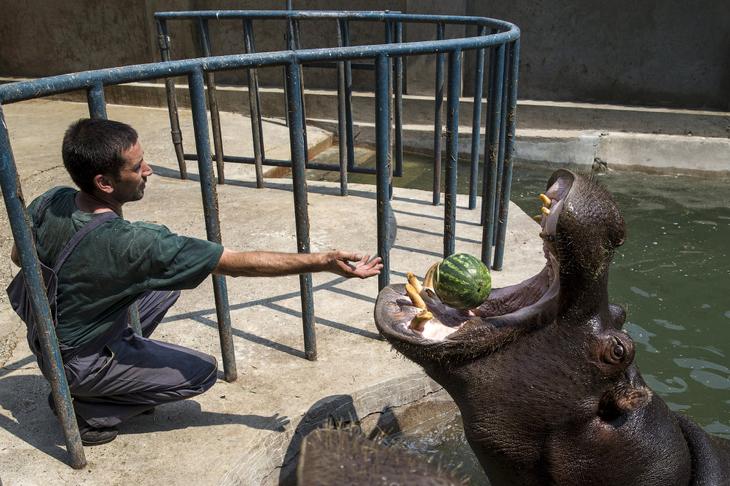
[{"xmin": 310, "ymin": 150, "xmax": 730, "ymax": 478}]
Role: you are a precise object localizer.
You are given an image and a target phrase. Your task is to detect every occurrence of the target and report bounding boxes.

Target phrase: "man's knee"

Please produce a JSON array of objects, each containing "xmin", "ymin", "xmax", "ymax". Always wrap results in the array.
[{"xmin": 198, "ymin": 355, "xmax": 218, "ymax": 392}]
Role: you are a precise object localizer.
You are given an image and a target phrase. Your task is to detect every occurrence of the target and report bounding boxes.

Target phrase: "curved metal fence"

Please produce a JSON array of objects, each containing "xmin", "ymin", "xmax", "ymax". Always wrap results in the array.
[{"xmin": 0, "ymin": 10, "xmax": 520, "ymax": 468}]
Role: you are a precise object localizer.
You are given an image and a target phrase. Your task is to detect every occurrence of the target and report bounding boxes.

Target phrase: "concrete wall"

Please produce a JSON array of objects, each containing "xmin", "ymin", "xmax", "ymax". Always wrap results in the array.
[
  {"xmin": 464, "ymin": 0, "xmax": 730, "ymax": 110},
  {"xmin": 0, "ymin": 0, "xmax": 727, "ymax": 110}
]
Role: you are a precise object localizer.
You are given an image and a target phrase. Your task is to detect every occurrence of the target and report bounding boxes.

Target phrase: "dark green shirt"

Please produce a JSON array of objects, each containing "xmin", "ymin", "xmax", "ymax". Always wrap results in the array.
[{"xmin": 28, "ymin": 187, "xmax": 224, "ymax": 347}]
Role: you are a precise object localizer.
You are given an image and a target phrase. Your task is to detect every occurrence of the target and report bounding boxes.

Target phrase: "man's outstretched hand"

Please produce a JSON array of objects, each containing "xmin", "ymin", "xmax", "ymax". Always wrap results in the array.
[{"xmin": 327, "ymin": 251, "xmax": 383, "ymax": 279}]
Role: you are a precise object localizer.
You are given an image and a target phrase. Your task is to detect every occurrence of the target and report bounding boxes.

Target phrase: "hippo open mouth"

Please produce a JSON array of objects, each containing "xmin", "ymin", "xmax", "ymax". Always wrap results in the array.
[{"xmin": 375, "ymin": 170, "xmax": 577, "ymax": 358}]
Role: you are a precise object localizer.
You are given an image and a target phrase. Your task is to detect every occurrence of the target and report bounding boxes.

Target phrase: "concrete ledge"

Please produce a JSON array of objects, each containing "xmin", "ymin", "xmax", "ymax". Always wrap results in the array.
[{"xmin": 308, "ymin": 120, "xmax": 730, "ymax": 174}]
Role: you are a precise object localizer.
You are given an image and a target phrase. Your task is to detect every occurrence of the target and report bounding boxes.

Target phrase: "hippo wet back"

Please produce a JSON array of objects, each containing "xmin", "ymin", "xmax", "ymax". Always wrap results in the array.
[{"xmin": 375, "ymin": 169, "xmax": 730, "ymax": 486}]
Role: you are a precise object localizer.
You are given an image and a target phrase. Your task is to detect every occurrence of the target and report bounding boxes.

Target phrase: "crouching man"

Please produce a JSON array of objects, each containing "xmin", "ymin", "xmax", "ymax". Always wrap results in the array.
[{"xmin": 10, "ymin": 118, "xmax": 382, "ymax": 446}]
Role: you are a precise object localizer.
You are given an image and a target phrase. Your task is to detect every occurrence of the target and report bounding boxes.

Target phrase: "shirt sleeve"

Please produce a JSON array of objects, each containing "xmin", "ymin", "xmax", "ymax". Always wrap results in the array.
[{"xmin": 120, "ymin": 221, "xmax": 224, "ymax": 291}]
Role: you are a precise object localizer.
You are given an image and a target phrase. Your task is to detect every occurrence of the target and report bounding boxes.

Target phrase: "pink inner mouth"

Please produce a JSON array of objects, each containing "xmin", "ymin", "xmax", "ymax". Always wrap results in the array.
[{"xmin": 391, "ymin": 175, "xmax": 571, "ymax": 342}]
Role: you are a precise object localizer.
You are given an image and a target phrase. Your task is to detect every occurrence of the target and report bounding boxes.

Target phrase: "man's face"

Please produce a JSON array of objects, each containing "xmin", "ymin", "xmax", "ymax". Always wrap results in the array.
[{"xmin": 111, "ymin": 141, "xmax": 152, "ymax": 203}]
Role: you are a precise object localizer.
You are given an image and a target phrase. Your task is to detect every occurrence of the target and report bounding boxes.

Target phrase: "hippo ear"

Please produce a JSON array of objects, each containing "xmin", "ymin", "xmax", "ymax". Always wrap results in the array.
[{"xmin": 598, "ymin": 383, "xmax": 652, "ymax": 423}]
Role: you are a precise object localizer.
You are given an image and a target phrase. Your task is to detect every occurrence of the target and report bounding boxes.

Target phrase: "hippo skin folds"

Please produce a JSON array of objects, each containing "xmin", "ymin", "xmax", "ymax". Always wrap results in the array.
[{"xmin": 375, "ymin": 169, "xmax": 730, "ymax": 486}]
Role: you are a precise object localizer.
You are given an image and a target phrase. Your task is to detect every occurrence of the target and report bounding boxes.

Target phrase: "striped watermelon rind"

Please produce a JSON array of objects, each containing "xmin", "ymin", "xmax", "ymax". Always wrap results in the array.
[{"xmin": 434, "ymin": 253, "xmax": 491, "ymax": 310}]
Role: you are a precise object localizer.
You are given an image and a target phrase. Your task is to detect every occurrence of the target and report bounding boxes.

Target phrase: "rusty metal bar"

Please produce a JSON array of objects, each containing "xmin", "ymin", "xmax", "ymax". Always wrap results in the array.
[
  {"xmin": 188, "ymin": 69, "xmax": 237, "ymax": 381},
  {"xmin": 197, "ymin": 18, "xmax": 226, "ymax": 184},
  {"xmin": 0, "ymin": 104, "xmax": 87, "ymax": 469},
  {"xmin": 285, "ymin": 61, "xmax": 317, "ymax": 360},
  {"xmin": 243, "ymin": 18, "xmax": 266, "ymax": 188}
]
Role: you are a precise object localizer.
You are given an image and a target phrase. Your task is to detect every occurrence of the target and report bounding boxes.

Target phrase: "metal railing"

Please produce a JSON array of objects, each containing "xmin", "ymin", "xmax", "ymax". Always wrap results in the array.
[{"xmin": 0, "ymin": 10, "xmax": 519, "ymax": 469}]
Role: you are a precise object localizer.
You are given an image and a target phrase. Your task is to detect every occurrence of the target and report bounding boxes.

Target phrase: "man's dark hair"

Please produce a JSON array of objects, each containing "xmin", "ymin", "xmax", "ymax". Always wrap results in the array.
[{"xmin": 62, "ymin": 118, "xmax": 138, "ymax": 193}]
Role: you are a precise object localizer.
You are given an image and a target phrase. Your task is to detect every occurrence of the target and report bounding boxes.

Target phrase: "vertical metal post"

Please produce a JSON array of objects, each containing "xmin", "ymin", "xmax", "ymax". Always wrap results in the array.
[
  {"xmin": 339, "ymin": 19, "xmax": 355, "ymax": 172},
  {"xmin": 336, "ymin": 20, "xmax": 348, "ymax": 196},
  {"xmin": 285, "ymin": 62, "xmax": 317, "ymax": 361},
  {"xmin": 493, "ymin": 40, "xmax": 521, "ymax": 270},
  {"xmin": 468, "ymin": 26, "xmax": 486, "ymax": 210},
  {"xmin": 444, "ymin": 50, "xmax": 462, "ymax": 257},
  {"xmin": 288, "ymin": 18, "xmax": 309, "ymax": 164},
  {"xmin": 188, "ymin": 69, "xmax": 237, "ymax": 381},
  {"xmin": 493, "ymin": 42, "xmax": 511, "ymax": 244},
  {"xmin": 156, "ymin": 19, "xmax": 187, "ymax": 179},
  {"xmin": 481, "ymin": 43, "xmax": 505, "ymax": 268},
  {"xmin": 243, "ymin": 18, "xmax": 266, "ymax": 188},
  {"xmin": 432, "ymin": 22, "xmax": 445, "ymax": 205},
  {"xmin": 393, "ymin": 21, "xmax": 404, "ymax": 178},
  {"xmin": 375, "ymin": 55, "xmax": 391, "ymax": 291},
  {"xmin": 385, "ymin": 21, "xmax": 394, "ymax": 200},
  {"xmin": 0, "ymin": 104, "xmax": 86, "ymax": 469},
  {"xmin": 86, "ymin": 83, "xmax": 107, "ymax": 120},
  {"xmin": 85, "ymin": 85, "xmax": 144, "ymax": 336},
  {"xmin": 197, "ymin": 18, "xmax": 226, "ymax": 184}
]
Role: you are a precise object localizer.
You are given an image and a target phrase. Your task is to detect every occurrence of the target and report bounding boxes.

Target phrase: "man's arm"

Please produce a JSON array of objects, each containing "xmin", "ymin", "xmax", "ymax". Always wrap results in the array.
[{"xmin": 212, "ymin": 249, "xmax": 382, "ymax": 279}]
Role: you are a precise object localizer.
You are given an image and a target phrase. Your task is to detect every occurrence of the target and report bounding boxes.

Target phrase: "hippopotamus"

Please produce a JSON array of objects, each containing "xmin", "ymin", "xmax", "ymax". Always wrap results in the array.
[{"xmin": 374, "ymin": 169, "xmax": 730, "ymax": 486}]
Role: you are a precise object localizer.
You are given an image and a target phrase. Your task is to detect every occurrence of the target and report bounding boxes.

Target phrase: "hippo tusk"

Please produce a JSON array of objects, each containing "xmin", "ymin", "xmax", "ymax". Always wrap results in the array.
[
  {"xmin": 423, "ymin": 263, "xmax": 438, "ymax": 289},
  {"xmin": 539, "ymin": 193, "xmax": 552, "ymax": 206},
  {"xmin": 405, "ymin": 283, "xmax": 427, "ymax": 309},
  {"xmin": 408, "ymin": 310, "xmax": 433, "ymax": 331},
  {"xmin": 407, "ymin": 272, "xmax": 423, "ymax": 293},
  {"xmin": 541, "ymin": 206, "xmax": 551, "ymax": 216}
]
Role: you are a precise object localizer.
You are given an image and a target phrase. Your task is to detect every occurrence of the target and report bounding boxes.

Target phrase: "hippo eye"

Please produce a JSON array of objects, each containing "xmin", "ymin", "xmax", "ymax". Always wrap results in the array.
[{"xmin": 602, "ymin": 337, "xmax": 626, "ymax": 365}]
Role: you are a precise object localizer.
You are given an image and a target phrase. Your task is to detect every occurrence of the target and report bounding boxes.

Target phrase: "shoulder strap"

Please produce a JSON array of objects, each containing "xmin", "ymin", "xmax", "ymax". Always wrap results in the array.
[{"xmin": 52, "ymin": 212, "xmax": 118, "ymax": 273}]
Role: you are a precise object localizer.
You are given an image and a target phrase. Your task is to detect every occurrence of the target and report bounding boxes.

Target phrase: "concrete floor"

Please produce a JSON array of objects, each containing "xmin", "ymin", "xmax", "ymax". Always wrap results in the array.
[{"xmin": 0, "ymin": 100, "xmax": 544, "ymax": 485}]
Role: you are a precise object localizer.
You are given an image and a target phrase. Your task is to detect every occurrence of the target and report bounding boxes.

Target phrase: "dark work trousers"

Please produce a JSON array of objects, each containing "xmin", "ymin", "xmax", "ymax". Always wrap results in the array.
[{"xmin": 56, "ymin": 290, "xmax": 218, "ymax": 429}]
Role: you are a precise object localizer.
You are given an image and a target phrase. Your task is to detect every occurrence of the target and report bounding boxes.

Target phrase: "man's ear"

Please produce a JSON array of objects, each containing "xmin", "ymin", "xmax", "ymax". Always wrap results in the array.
[{"xmin": 93, "ymin": 174, "xmax": 115, "ymax": 194}]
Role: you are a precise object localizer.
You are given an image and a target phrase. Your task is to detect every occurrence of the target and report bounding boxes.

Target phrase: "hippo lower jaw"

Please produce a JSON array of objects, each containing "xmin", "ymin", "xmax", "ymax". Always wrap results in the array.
[{"xmin": 375, "ymin": 172, "xmax": 573, "ymax": 349}]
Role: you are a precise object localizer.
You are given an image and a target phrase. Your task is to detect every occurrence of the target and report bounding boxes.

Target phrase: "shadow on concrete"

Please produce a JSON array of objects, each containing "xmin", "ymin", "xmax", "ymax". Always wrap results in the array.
[
  {"xmin": 120, "ymin": 398, "xmax": 290, "ymax": 436},
  {"xmin": 161, "ymin": 275, "xmax": 382, "ymax": 358},
  {"xmin": 392, "ymin": 207, "xmax": 483, "ymax": 227},
  {"xmin": 0, "ymin": 373, "xmax": 289, "ymax": 458},
  {"xmin": 0, "ymin": 374, "xmax": 78, "ymax": 464},
  {"xmin": 277, "ymin": 394, "xmax": 403, "ymax": 485},
  {"xmin": 0, "ymin": 355, "xmax": 36, "ymax": 379}
]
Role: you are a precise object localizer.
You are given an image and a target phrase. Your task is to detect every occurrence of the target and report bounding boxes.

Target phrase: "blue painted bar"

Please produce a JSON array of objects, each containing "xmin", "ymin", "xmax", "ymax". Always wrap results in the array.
[
  {"xmin": 0, "ymin": 27, "xmax": 520, "ymax": 105},
  {"xmin": 86, "ymin": 83, "xmax": 107, "ymax": 119},
  {"xmin": 443, "ymin": 50, "xmax": 462, "ymax": 257},
  {"xmin": 0, "ymin": 104, "xmax": 87, "ymax": 469},
  {"xmin": 155, "ymin": 18, "xmax": 187, "ymax": 179},
  {"xmin": 155, "ymin": 11, "xmax": 517, "ymax": 30},
  {"xmin": 243, "ymin": 18, "xmax": 266, "ymax": 188},
  {"xmin": 481, "ymin": 43, "xmax": 505, "ymax": 268},
  {"xmin": 339, "ymin": 19, "xmax": 356, "ymax": 173},
  {"xmin": 181, "ymin": 153, "xmax": 379, "ymax": 174},
  {"xmin": 432, "ymin": 22, "xmax": 445, "ymax": 206},
  {"xmin": 188, "ymin": 69, "xmax": 237, "ymax": 382},
  {"xmin": 468, "ymin": 26, "xmax": 486, "ymax": 210},
  {"xmin": 393, "ymin": 21, "xmax": 404, "ymax": 178},
  {"xmin": 284, "ymin": 61, "xmax": 317, "ymax": 361},
  {"xmin": 336, "ymin": 20, "xmax": 349, "ymax": 196},
  {"xmin": 288, "ymin": 18, "xmax": 309, "ymax": 165},
  {"xmin": 375, "ymin": 54, "xmax": 391, "ymax": 290},
  {"xmin": 493, "ymin": 41, "xmax": 511, "ymax": 245},
  {"xmin": 493, "ymin": 39, "xmax": 521, "ymax": 270},
  {"xmin": 197, "ymin": 18, "xmax": 226, "ymax": 184}
]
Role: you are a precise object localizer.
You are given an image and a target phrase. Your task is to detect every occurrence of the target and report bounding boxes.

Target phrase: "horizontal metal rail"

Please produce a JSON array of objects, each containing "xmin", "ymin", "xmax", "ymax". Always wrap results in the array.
[{"xmin": 0, "ymin": 10, "xmax": 520, "ymax": 470}]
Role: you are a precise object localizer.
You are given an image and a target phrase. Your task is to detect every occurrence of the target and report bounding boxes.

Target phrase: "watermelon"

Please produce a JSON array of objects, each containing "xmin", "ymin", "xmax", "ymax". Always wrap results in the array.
[{"xmin": 434, "ymin": 253, "xmax": 491, "ymax": 310}]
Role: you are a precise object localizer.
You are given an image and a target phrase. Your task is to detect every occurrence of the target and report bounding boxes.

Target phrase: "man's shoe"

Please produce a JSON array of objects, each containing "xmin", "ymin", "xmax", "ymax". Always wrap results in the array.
[
  {"xmin": 77, "ymin": 417, "xmax": 118, "ymax": 446},
  {"xmin": 79, "ymin": 425, "xmax": 118, "ymax": 446}
]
